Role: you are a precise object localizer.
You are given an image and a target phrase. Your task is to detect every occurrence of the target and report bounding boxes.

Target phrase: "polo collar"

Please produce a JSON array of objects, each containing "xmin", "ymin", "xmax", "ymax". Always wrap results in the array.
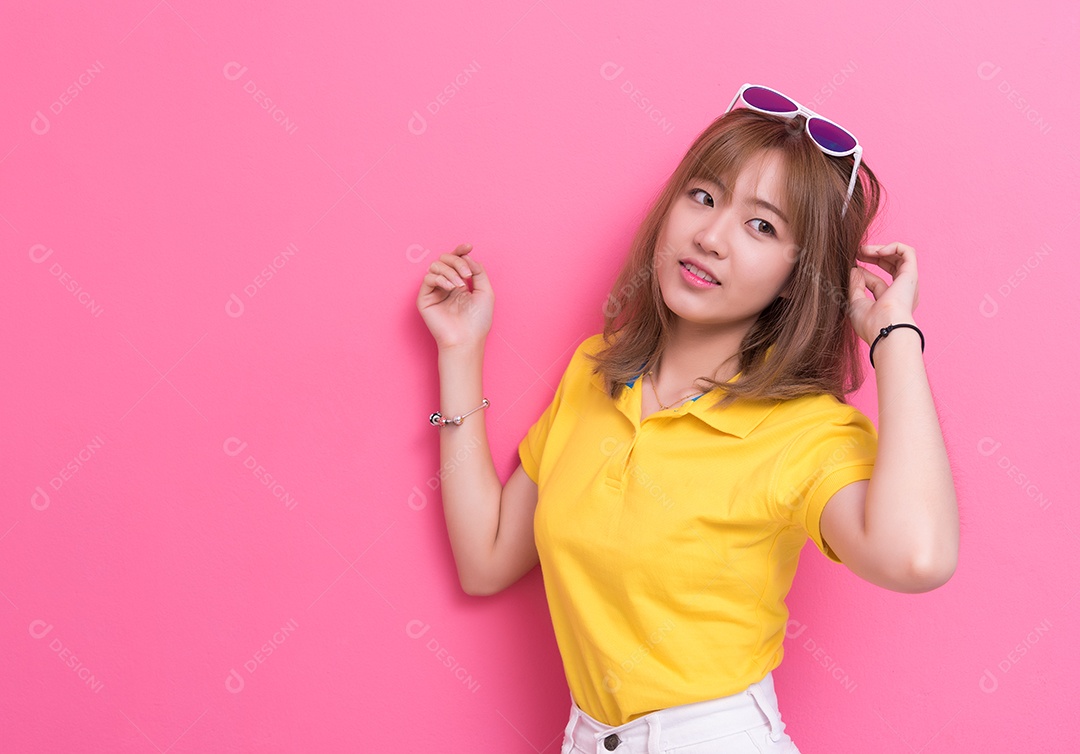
[{"xmin": 600, "ymin": 346, "xmax": 781, "ymax": 438}]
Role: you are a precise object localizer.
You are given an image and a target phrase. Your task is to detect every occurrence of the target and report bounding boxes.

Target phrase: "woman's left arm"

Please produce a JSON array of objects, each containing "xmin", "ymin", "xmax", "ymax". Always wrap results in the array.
[{"xmin": 820, "ymin": 243, "xmax": 959, "ymax": 593}]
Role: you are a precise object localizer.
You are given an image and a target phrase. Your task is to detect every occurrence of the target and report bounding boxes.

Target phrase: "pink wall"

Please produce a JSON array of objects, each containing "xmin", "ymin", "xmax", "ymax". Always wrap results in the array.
[{"xmin": 3, "ymin": 1, "xmax": 1076, "ymax": 751}]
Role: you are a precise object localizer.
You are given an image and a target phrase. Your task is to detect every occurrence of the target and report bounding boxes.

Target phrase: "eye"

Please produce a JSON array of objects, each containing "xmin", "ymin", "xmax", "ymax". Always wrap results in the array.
[
  {"xmin": 688, "ymin": 187, "xmax": 714, "ymax": 207},
  {"xmin": 748, "ymin": 218, "xmax": 777, "ymax": 237}
]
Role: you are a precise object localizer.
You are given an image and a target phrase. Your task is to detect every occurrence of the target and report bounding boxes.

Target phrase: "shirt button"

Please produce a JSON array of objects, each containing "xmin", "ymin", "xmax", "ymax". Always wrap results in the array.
[{"xmin": 603, "ymin": 733, "xmax": 621, "ymax": 750}]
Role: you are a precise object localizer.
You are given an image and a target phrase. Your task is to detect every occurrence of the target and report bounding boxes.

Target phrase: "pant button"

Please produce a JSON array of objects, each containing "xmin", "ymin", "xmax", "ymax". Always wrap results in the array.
[{"xmin": 603, "ymin": 733, "xmax": 620, "ymax": 750}]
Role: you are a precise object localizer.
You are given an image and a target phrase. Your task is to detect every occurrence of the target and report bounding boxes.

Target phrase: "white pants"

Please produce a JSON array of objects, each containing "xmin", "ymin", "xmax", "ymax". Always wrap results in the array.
[{"xmin": 560, "ymin": 672, "xmax": 801, "ymax": 753}]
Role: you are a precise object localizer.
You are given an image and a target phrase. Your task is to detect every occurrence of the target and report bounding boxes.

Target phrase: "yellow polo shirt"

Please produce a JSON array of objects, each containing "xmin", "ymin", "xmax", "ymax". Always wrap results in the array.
[{"xmin": 519, "ymin": 333, "xmax": 878, "ymax": 727}]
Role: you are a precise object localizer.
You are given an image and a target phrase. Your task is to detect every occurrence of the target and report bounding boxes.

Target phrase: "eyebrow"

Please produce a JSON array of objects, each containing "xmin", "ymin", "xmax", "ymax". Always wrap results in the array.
[
  {"xmin": 693, "ymin": 177, "xmax": 789, "ymax": 225},
  {"xmin": 749, "ymin": 197, "xmax": 789, "ymax": 225}
]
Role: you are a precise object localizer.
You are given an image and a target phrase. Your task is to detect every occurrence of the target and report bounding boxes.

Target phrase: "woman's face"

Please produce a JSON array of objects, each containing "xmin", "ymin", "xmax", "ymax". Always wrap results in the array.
[{"xmin": 655, "ymin": 150, "xmax": 800, "ymax": 334}]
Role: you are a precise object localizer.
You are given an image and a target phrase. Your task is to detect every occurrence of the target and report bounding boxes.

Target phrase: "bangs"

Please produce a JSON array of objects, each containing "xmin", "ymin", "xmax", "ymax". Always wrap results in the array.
[
  {"xmin": 674, "ymin": 110, "xmax": 849, "ymax": 249},
  {"xmin": 685, "ymin": 144, "xmax": 800, "ymax": 235}
]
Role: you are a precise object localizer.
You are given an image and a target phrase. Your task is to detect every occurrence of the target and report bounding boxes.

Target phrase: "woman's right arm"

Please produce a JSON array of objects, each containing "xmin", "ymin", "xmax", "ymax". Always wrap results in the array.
[
  {"xmin": 437, "ymin": 344, "xmax": 540, "ymax": 596},
  {"xmin": 418, "ymin": 244, "xmax": 540, "ymax": 596}
]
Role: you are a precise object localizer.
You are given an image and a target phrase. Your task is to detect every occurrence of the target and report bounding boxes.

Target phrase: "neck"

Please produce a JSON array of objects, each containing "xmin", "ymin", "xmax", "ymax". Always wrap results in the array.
[{"xmin": 656, "ymin": 318, "xmax": 754, "ymax": 391}]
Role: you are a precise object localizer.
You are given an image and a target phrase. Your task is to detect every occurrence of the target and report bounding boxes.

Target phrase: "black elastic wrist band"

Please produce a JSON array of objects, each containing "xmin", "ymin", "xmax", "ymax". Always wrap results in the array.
[{"xmin": 869, "ymin": 323, "xmax": 924, "ymax": 368}]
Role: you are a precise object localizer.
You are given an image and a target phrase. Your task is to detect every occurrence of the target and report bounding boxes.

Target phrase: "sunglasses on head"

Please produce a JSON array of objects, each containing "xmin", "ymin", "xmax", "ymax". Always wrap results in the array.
[{"xmin": 725, "ymin": 83, "xmax": 863, "ymax": 217}]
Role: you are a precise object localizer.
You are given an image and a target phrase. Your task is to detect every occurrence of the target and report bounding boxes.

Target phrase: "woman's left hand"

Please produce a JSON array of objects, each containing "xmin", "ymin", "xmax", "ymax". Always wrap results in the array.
[{"xmin": 848, "ymin": 242, "xmax": 920, "ymax": 345}]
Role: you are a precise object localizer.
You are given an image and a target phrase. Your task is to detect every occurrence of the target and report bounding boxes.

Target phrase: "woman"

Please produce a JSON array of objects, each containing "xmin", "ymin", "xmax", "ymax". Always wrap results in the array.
[{"xmin": 417, "ymin": 83, "xmax": 958, "ymax": 753}]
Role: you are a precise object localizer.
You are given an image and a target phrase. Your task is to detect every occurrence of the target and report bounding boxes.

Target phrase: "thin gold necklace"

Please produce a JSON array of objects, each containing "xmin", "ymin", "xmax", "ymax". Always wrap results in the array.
[{"xmin": 647, "ymin": 370, "xmax": 705, "ymax": 410}]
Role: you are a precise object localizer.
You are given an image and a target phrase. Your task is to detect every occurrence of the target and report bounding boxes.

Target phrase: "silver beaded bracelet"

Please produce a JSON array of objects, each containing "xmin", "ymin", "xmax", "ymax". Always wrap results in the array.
[{"xmin": 429, "ymin": 398, "xmax": 490, "ymax": 427}]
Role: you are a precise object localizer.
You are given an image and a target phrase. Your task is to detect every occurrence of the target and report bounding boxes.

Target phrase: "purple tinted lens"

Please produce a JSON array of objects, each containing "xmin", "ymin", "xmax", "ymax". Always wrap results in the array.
[
  {"xmin": 807, "ymin": 118, "xmax": 857, "ymax": 153},
  {"xmin": 742, "ymin": 86, "xmax": 798, "ymax": 114}
]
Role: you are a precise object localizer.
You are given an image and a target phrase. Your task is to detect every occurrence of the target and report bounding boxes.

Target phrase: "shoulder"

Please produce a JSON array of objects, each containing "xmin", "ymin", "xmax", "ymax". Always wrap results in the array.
[
  {"xmin": 566, "ymin": 332, "xmax": 608, "ymax": 377},
  {"xmin": 766, "ymin": 392, "xmax": 877, "ymax": 440},
  {"xmin": 765, "ymin": 393, "xmax": 878, "ymax": 502},
  {"xmin": 772, "ymin": 391, "xmax": 871, "ymax": 421},
  {"xmin": 577, "ymin": 332, "xmax": 607, "ymax": 358},
  {"xmin": 555, "ymin": 332, "xmax": 619, "ymax": 399},
  {"xmin": 544, "ymin": 333, "xmax": 609, "ymax": 398}
]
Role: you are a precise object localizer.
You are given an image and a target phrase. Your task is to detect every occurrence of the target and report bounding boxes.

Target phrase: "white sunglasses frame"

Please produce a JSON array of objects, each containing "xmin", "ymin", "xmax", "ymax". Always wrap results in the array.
[{"xmin": 725, "ymin": 83, "xmax": 863, "ymax": 217}]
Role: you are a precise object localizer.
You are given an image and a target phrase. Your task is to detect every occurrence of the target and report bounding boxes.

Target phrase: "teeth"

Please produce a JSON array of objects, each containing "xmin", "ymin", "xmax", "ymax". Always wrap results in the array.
[{"xmin": 683, "ymin": 262, "xmax": 717, "ymax": 284}]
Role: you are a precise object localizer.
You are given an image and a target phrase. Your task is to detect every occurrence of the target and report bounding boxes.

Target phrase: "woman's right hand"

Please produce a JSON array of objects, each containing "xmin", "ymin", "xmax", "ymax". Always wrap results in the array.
[{"xmin": 416, "ymin": 243, "xmax": 493, "ymax": 350}]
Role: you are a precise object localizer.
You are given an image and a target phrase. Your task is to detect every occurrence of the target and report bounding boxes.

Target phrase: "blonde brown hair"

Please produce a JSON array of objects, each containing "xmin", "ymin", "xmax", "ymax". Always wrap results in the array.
[{"xmin": 587, "ymin": 107, "xmax": 884, "ymax": 410}]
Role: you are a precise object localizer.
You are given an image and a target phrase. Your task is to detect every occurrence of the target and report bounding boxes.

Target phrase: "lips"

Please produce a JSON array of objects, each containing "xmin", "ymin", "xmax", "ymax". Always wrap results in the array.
[{"xmin": 679, "ymin": 258, "xmax": 720, "ymax": 285}]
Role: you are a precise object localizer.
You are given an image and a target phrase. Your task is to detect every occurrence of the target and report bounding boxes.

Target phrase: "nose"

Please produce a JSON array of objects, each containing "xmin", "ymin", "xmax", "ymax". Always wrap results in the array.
[{"xmin": 694, "ymin": 204, "xmax": 734, "ymax": 258}]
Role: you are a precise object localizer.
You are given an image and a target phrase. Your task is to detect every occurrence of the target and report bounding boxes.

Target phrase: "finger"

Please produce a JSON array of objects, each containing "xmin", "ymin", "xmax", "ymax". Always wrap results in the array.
[
  {"xmin": 848, "ymin": 268, "xmax": 871, "ymax": 316},
  {"xmin": 426, "ymin": 267, "xmax": 465, "ymax": 292},
  {"xmin": 859, "ymin": 242, "xmax": 916, "ymax": 265},
  {"xmin": 857, "ymin": 244, "xmax": 900, "ymax": 277},
  {"xmin": 429, "ymin": 260, "xmax": 469, "ymax": 288},
  {"xmin": 438, "ymin": 253, "xmax": 474, "ymax": 282},
  {"xmin": 438, "ymin": 243, "xmax": 475, "ymax": 280},
  {"xmin": 878, "ymin": 243, "xmax": 917, "ymax": 280},
  {"xmin": 856, "ymin": 244, "xmax": 889, "ymax": 266},
  {"xmin": 896, "ymin": 245, "xmax": 917, "ymax": 276},
  {"xmin": 848, "ymin": 266, "xmax": 866, "ymax": 302},
  {"xmin": 421, "ymin": 271, "xmax": 456, "ymax": 296},
  {"xmin": 461, "ymin": 254, "xmax": 492, "ymax": 294},
  {"xmin": 445, "ymin": 243, "xmax": 473, "ymax": 260},
  {"xmin": 850, "ymin": 265, "xmax": 880, "ymax": 300},
  {"xmin": 860, "ymin": 242, "xmax": 914, "ymax": 255},
  {"xmin": 857, "ymin": 266, "xmax": 891, "ymax": 299},
  {"xmin": 416, "ymin": 273, "xmax": 455, "ymax": 304}
]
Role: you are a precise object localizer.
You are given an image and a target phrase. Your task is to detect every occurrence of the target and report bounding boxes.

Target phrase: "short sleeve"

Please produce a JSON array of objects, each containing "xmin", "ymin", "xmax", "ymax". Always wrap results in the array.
[
  {"xmin": 773, "ymin": 407, "xmax": 878, "ymax": 563},
  {"xmin": 517, "ymin": 339, "xmax": 590, "ymax": 484}
]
